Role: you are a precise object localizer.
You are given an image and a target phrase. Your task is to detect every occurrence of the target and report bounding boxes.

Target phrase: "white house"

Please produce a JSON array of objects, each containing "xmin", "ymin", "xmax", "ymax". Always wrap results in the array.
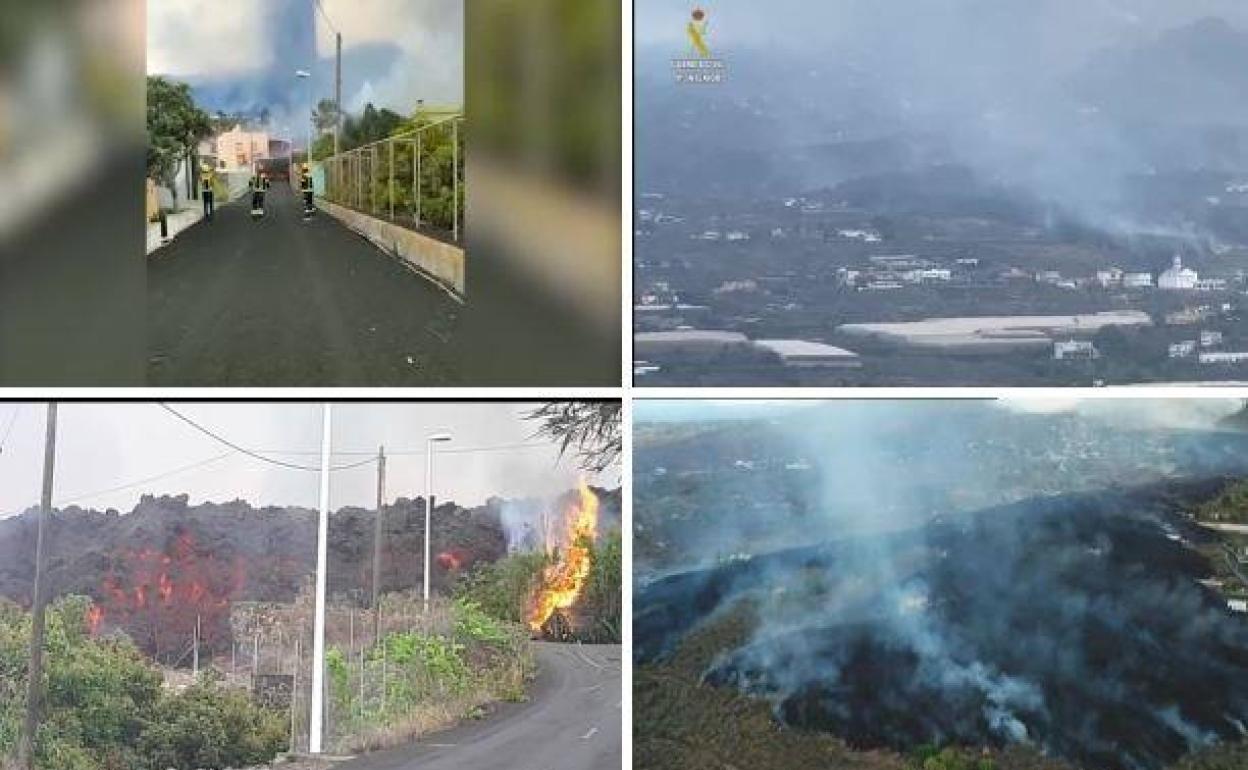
[
  {"xmin": 1054, "ymin": 340, "xmax": 1098, "ymax": 361},
  {"xmin": 1095, "ymin": 268, "xmax": 1123, "ymax": 288},
  {"xmin": 1169, "ymin": 341, "xmax": 1197, "ymax": 359},
  {"xmin": 1158, "ymin": 255, "xmax": 1198, "ymax": 290}
]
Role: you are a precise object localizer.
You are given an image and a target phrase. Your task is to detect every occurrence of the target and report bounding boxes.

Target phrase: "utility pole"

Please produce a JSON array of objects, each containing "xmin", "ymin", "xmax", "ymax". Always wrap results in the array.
[
  {"xmin": 291, "ymin": 635, "xmax": 300, "ymax": 753},
  {"xmin": 309, "ymin": 404, "xmax": 332, "ymax": 754},
  {"xmin": 371, "ymin": 446, "xmax": 386, "ymax": 642},
  {"xmin": 192, "ymin": 614, "xmax": 201, "ymax": 677},
  {"xmin": 334, "ymin": 32, "xmax": 342, "ymax": 158},
  {"xmin": 19, "ymin": 403, "xmax": 57, "ymax": 770}
]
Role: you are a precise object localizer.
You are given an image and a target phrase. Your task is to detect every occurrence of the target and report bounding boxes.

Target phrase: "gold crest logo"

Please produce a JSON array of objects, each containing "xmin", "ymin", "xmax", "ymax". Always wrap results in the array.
[{"xmin": 687, "ymin": 8, "xmax": 711, "ymax": 58}]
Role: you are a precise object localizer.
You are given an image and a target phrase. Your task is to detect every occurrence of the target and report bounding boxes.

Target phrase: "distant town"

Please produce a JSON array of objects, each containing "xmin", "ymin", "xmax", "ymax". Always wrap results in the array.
[{"xmin": 634, "ymin": 184, "xmax": 1248, "ymax": 385}]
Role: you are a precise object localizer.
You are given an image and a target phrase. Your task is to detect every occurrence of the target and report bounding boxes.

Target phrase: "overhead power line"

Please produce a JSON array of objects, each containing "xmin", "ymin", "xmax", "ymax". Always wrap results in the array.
[
  {"xmin": 0, "ymin": 405, "xmax": 21, "ymax": 453},
  {"xmin": 54, "ymin": 452, "xmax": 236, "ymax": 507},
  {"xmin": 158, "ymin": 404, "xmax": 375, "ymax": 473},
  {"xmin": 313, "ymin": 0, "xmax": 338, "ymax": 35},
  {"xmin": 252, "ymin": 441, "xmax": 554, "ymax": 457},
  {"xmin": 0, "ymin": 452, "xmax": 239, "ymax": 521}
]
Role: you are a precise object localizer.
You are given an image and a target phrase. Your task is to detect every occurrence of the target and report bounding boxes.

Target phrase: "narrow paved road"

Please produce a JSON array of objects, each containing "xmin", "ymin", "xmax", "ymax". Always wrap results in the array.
[
  {"xmin": 339, "ymin": 643, "xmax": 621, "ymax": 770},
  {"xmin": 147, "ymin": 182, "xmax": 460, "ymax": 386}
]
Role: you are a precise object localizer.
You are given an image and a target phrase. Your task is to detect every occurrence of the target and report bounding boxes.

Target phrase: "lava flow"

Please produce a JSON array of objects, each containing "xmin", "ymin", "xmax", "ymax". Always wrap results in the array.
[
  {"xmin": 91, "ymin": 529, "xmax": 245, "ymax": 659},
  {"xmin": 528, "ymin": 482, "xmax": 600, "ymax": 632},
  {"xmin": 436, "ymin": 547, "xmax": 469, "ymax": 571}
]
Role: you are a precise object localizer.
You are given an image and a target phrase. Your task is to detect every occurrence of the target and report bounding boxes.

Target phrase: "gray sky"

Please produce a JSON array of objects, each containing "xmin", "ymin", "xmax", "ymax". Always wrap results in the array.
[
  {"xmin": 0, "ymin": 403, "xmax": 616, "ymax": 517},
  {"xmin": 148, "ymin": 0, "xmax": 463, "ymax": 124},
  {"xmin": 636, "ymin": 0, "xmax": 1248, "ymax": 51}
]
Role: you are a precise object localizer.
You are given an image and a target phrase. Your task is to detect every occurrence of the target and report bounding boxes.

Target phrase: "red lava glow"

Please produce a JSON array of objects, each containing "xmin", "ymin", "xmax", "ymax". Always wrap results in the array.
[
  {"xmin": 436, "ymin": 549, "xmax": 467, "ymax": 571},
  {"xmin": 86, "ymin": 605, "xmax": 104, "ymax": 635},
  {"xmin": 90, "ymin": 530, "xmax": 246, "ymax": 658}
]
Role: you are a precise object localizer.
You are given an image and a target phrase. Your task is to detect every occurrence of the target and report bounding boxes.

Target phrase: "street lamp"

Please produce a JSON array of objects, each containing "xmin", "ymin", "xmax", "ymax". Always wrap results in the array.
[
  {"xmin": 308, "ymin": 404, "xmax": 332, "ymax": 755},
  {"xmin": 424, "ymin": 433, "xmax": 452, "ymax": 612},
  {"xmin": 295, "ymin": 70, "xmax": 312, "ymax": 167}
]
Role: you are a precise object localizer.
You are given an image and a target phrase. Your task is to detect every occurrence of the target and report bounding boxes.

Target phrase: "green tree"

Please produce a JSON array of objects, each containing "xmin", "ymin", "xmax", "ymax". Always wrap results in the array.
[
  {"xmin": 455, "ymin": 552, "xmax": 550, "ymax": 624},
  {"xmin": 526, "ymin": 403, "xmax": 622, "ymax": 473},
  {"xmin": 0, "ymin": 597, "xmax": 287, "ymax": 770},
  {"xmin": 313, "ymin": 98, "xmax": 340, "ymax": 132},
  {"xmin": 583, "ymin": 531, "xmax": 622, "ymax": 642},
  {"xmin": 146, "ymin": 76, "xmax": 211, "ymax": 203},
  {"xmin": 341, "ymin": 103, "xmax": 403, "ymax": 149},
  {"xmin": 137, "ymin": 676, "xmax": 286, "ymax": 770}
]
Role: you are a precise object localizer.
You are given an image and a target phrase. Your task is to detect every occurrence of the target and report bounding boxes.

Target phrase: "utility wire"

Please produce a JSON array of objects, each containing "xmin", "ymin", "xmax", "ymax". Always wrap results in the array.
[
  {"xmin": 54, "ymin": 452, "xmax": 237, "ymax": 507},
  {"xmin": 313, "ymin": 0, "xmax": 338, "ymax": 35},
  {"xmin": 251, "ymin": 441, "xmax": 554, "ymax": 457},
  {"xmin": 0, "ymin": 451, "xmax": 239, "ymax": 520},
  {"xmin": 0, "ymin": 405, "xmax": 21, "ymax": 453},
  {"xmin": 159, "ymin": 404, "xmax": 375, "ymax": 472},
  {"xmin": 3, "ymin": 407, "xmax": 548, "ymax": 517}
]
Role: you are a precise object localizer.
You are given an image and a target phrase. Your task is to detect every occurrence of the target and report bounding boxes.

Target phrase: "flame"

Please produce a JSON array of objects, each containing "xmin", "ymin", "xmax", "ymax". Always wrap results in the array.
[
  {"xmin": 436, "ymin": 549, "xmax": 465, "ymax": 571},
  {"xmin": 86, "ymin": 605, "xmax": 104, "ymax": 635},
  {"xmin": 528, "ymin": 481, "xmax": 600, "ymax": 632},
  {"xmin": 91, "ymin": 530, "xmax": 247, "ymax": 658}
]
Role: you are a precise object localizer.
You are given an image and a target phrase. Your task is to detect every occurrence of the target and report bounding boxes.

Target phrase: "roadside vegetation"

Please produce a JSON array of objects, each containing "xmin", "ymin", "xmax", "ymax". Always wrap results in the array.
[
  {"xmin": 0, "ymin": 596, "xmax": 286, "ymax": 770},
  {"xmin": 313, "ymin": 102, "xmax": 464, "ymax": 236},
  {"xmin": 322, "ymin": 595, "xmax": 535, "ymax": 754}
]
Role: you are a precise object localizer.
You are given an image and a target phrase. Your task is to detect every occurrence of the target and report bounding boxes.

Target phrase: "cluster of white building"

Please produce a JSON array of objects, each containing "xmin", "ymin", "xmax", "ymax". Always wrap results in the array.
[
  {"xmin": 1054, "ymin": 340, "xmax": 1098, "ymax": 361},
  {"xmin": 690, "ymin": 229, "xmax": 750, "ymax": 242},
  {"xmin": 1083, "ymin": 256, "xmax": 1229, "ymax": 292},
  {"xmin": 838, "ymin": 255, "xmax": 957, "ymax": 291},
  {"xmin": 1168, "ymin": 328, "xmax": 1248, "ymax": 364}
]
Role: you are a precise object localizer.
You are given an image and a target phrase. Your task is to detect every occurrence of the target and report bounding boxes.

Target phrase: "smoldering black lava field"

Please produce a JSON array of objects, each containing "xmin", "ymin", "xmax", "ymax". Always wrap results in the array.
[{"xmin": 637, "ymin": 478, "xmax": 1248, "ymax": 770}]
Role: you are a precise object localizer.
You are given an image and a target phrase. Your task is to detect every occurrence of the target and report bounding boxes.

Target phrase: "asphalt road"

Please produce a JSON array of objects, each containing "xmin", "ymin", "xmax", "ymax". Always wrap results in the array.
[
  {"xmin": 338, "ymin": 642, "xmax": 621, "ymax": 770},
  {"xmin": 147, "ymin": 182, "xmax": 460, "ymax": 386}
]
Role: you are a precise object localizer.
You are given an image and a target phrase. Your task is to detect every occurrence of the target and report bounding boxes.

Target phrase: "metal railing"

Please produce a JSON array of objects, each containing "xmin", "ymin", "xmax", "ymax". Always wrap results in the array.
[{"xmin": 320, "ymin": 114, "xmax": 464, "ymax": 243}]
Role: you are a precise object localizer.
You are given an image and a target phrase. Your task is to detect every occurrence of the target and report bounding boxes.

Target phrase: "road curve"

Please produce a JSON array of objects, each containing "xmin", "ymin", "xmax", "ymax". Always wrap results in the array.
[{"xmin": 337, "ymin": 642, "xmax": 621, "ymax": 770}]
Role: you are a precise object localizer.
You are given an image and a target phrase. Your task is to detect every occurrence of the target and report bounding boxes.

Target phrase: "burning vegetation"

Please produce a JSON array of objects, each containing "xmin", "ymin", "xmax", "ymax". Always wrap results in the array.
[{"xmin": 529, "ymin": 481, "xmax": 600, "ymax": 637}]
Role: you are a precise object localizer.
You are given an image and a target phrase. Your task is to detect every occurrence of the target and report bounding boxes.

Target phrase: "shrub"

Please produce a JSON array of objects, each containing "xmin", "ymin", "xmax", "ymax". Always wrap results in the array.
[
  {"xmin": 454, "ymin": 552, "xmax": 549, "ymax": 625},
  {"xmin": 0, "ymin": 597, "xmax": 286, "ymax": 770},
  {"xmin": 453, "ymin": 599, "xmax": 510, "ymax": 647},
  {"xmin": 138, "ymin": 677, "xmax": 287, "ymax": 770}
]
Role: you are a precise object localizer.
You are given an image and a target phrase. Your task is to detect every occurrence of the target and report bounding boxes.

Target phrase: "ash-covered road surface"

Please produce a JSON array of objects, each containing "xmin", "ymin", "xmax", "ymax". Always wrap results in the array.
[
  {"xmin": 338, "ymin": 642, "xmax": 621, "ymax": 770},
  {"xmin": 147, "ymin": 182, "xmax": 460, "ymax": 386}
]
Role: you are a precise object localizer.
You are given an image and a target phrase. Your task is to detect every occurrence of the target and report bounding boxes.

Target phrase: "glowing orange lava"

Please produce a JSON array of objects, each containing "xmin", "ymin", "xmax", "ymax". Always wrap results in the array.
[
  {"xmin": 528, "ymin": 481, "xmax": 600, "ymax": 632},
  {"xmin": 88, "ymin": 531, "xmax": 245, "ymax": 656},
  {"xmin": 436, "ymin": 549, "xmax": 466, "ymax": 571},
  {"xmin": 86, "ymin": 605, "xmax": 104, "ymax": 635}
]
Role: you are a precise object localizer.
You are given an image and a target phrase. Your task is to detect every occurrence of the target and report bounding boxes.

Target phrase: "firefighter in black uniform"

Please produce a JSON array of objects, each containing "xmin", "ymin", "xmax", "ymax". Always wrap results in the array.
[
  {"xmin": 200, "ymin": 164, "xmax": 215, "ymax": 222},
  {"xmin": 299, "ymin": 163, "xmax": 314, "ymax": 218},
  {"xmin": 249, "ymin": 170, "xmax": 270, "ymax": 217}
]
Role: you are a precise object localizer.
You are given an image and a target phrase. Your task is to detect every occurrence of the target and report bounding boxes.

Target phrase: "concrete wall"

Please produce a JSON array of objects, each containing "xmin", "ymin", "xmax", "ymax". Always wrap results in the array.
[{"xmin": 316, "ymin": 199, "xmax": 465, "ymax": 297}]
